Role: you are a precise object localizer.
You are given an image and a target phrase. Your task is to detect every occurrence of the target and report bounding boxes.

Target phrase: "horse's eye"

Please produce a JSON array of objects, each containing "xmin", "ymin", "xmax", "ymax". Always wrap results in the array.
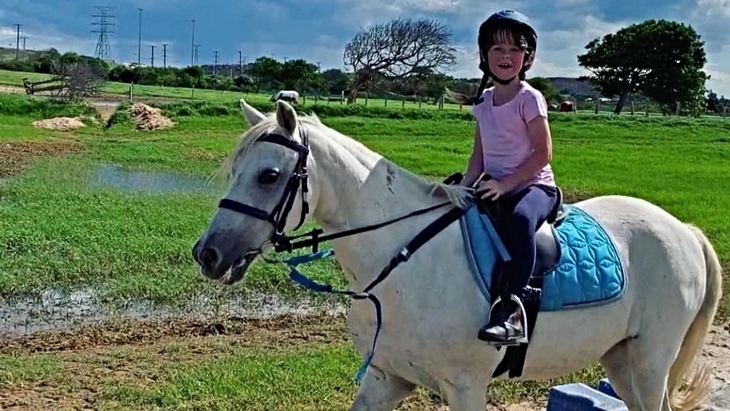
[{"xmin": 258, "ymin": 168, "xmax": 280, "ymax": 185}]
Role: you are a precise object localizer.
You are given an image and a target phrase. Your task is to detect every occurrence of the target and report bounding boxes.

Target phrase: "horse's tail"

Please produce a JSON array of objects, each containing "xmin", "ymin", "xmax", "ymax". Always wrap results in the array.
[{"xmin": 667, "ymin": 223, "xmax": 723, "ymax": 411}]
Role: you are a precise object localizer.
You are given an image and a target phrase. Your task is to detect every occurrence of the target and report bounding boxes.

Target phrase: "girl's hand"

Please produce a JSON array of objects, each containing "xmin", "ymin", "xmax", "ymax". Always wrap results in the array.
[{"xmin": 477, "ymin": 179, "xmax": 509, "ymax": 200}]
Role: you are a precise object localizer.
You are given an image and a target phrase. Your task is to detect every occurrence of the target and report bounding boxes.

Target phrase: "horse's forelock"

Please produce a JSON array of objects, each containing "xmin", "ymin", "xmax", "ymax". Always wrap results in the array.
[{"xmin": 212, "ymin": 112, "xmax": 324, "ymax": 182}]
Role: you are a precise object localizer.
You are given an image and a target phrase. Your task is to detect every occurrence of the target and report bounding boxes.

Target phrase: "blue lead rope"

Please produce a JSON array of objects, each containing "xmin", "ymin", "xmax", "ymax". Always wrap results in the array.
[{"xmin": 283, "ymin": 248, "xmax": 382, "ymax": 383}]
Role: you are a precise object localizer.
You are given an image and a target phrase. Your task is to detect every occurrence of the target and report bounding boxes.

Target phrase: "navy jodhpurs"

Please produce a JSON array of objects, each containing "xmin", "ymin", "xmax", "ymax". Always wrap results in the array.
[{"xmin": 495, "ymin": 184, "xmax": 558, "ymax": 301}]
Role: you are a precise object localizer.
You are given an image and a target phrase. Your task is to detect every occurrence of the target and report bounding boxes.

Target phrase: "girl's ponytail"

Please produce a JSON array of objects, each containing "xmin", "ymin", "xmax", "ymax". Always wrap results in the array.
[{"xmin": 445, "ymin": 71, "xmax": 490, "ymax": 106}]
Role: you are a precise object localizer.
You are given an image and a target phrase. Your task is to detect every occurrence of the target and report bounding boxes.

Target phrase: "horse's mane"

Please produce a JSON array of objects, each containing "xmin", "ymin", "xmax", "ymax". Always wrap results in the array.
[{"xmin": 214, "ymin": 111, "xmax": 472, "ymax": 209}]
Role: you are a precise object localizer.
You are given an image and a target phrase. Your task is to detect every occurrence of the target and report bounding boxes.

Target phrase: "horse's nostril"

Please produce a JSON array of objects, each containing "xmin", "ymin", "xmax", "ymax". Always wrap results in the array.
[{"xmin": 200, "ymin": 247, "xmax": 219, "ymax": 267}]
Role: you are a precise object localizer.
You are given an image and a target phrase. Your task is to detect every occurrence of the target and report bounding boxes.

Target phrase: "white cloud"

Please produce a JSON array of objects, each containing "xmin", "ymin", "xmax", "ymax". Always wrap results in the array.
[{"xmin": 694, "ymin": 0, "xmax": 730, "ymax": 18}]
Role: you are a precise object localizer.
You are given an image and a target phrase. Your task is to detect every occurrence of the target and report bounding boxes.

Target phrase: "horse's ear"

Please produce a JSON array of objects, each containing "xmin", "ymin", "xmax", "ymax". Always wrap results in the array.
[
  {"xmin": 275, "ymin": 100, "xmax": 297, "ymax": 135},
  {"xmin": 240, "ymin": 98, "xmax": 266, "ymax": 126}
]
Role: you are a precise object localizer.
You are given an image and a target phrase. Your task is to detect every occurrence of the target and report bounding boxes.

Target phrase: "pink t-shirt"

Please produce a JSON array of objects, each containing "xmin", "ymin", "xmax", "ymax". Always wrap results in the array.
[{"xmin": 471, "ymin": 81, "xmax": 555, "ymax": 191}]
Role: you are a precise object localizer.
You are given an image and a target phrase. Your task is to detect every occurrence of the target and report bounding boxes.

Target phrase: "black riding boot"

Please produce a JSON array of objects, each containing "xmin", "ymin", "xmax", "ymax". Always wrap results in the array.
[{"xmin": 477, "ymin": 295, "xmax": 527, "ymax": 345}]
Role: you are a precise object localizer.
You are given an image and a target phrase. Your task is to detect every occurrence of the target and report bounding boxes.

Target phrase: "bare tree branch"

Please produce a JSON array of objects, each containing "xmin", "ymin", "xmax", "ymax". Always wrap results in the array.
[
  {"xmin": 23, "ymin": 60, "xmax": 106, "ymax": 102},
  {"xmin": 343, "ymin": 17, "xmax": 457, "ymax": 103},
  {"xmin": 51, "ymin": 60, "xmax": 106, "ymax": 102}
]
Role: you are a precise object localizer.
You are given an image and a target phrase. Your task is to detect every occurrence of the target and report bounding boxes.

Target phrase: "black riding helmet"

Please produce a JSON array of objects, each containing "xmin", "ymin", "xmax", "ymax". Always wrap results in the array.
[{"xmin": 470, "ymin": 10, "xmax": 538, "ymax": 102}]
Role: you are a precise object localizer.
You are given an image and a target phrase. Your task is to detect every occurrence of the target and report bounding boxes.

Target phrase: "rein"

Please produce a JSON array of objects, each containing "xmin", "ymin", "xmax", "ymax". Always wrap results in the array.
[
  {"xmin": 273, "ymin": 200, "xmax": 452, "ymax": 253},
  {"xmin": 217, "ymin": 126, "xmax": 469, "ymax": 382}
]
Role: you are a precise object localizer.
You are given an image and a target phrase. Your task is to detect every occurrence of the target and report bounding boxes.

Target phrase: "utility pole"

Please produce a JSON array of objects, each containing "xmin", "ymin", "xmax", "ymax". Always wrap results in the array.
[
  {"xmin": 137, "ymin": 8, "xmax": 142, "ymax": 65},
  {"xmin": 150, "ymin": 45, "xmax": 155, "ymax": 67},
  {"xmin": 238, "ymin": 50, "xmax": 243, "ymax": 75},
  {"xmin": 190, "ymin": 19, "xmax": 195, "ymax": 66},
  {"xmin": 194, "ymin": 44, "xmax": 200, "ymax": 66},
  {"xmin": 14, "ymin": 24, "xmax": 22, "ymax": 60},
  {"xmin": 162, "ymin": 44, "xmax": 167, "ymax": 68},
  {"xmin": 213, "ymin": 50, "xmax": 218, "ymax": 74},
  {"xmin": 22, "ymin": 36, "xmax": 27, "ymax": 52}
]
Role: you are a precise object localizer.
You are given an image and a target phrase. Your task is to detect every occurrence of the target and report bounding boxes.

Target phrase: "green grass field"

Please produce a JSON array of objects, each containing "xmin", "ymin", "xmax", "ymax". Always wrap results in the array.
[
  {"xmin": 2, "ymin": 100, "xmax": 728, "ymax": 308},
  {"xmin": 1, "ymin": 93, "xmax": 729, "ymax": 410},
  {"xmin": 0, "ymin": 68, "xmax": 462, "ymax": 111}
]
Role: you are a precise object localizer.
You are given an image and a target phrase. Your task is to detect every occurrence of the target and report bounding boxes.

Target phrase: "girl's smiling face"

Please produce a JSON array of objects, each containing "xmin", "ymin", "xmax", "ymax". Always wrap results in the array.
[{"xmin": 486, "ymin": 30, "xmax": 526, "ymax": 82}]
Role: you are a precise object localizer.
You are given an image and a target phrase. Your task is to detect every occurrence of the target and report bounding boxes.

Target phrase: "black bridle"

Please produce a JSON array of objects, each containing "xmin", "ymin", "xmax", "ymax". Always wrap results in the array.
[
  {"xmin": 218, "ymin": 129, "xmax": 311, "ymax": 250},
  {"xmin": 216, "ymin": 126, "xmax": 455, "ymax": 254}
]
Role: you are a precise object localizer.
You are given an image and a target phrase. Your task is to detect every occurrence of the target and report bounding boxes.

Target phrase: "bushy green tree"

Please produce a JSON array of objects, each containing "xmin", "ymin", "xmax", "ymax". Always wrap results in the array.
[{"xmin": 578, "ymin": 19, "xmax": 708, "ymax": 116}]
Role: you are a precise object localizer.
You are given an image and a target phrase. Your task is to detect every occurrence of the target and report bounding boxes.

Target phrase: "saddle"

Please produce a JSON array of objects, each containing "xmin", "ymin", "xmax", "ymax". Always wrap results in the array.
[{"xmin": 444, "ymin": 172, "xmax": 565, "ymax": 378}]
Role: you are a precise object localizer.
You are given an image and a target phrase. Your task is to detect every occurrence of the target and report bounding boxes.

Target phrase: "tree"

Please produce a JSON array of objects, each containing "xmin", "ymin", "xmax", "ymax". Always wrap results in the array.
[
  {"xmin": 526, "ymin": 77, "xmax": 561, "ymax": 104},
  {"xmin": 577, "ymin": 19, "xmax": 708, "ymax": 115},
  {"xmin": 279, "ymin": 59, "xmax": 319, "ymax": 91},
  {"xmin": 343, "ymin": 17, "xmax": 456, "ymax": 103},
  {"xmin": 706, "ymin": 90, "xmax": 729, "ymax": 115},
  {"xmin": 36, "ymin": 60, "xmax": 106, "ymax": 102},
  {"xmin": 247, "ymin": 57, "xmax": 283, "ymax": 93},
  {"xmin": 321, "ymin": 69, "xmax": 351, "ymax": 95}
]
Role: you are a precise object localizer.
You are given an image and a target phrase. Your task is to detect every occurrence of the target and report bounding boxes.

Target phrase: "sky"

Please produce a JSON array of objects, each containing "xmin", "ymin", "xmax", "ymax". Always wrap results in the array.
[{"xmin": 1, "ymin": 0, "xmax": 729, "ymax": 97}]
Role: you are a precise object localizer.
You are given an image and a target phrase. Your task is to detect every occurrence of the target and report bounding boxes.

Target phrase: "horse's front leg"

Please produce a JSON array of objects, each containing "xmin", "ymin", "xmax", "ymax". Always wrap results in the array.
[{"xmin": 349, "ymin": 365, "xmax": 415, "ymax": 411}]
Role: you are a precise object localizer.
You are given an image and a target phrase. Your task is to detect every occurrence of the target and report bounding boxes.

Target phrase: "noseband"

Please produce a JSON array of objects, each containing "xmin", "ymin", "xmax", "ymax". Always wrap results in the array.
[{"xmin": 218, "ymin": 128, "xmax": 310, "ymax": 249}]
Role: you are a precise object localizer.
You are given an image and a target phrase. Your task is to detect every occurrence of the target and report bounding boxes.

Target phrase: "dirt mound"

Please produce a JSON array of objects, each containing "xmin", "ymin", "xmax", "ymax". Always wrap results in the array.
[
  {"xmin": 129, "ymin": 102, "xmax": 175, "ymax": 130},
  {"xmin": 0, "ymin": 141, "xmax": 82, "ymax": 178},
  {"xmin": 31, "ymin": 116, "xmax": 86, "ymax": 131}
]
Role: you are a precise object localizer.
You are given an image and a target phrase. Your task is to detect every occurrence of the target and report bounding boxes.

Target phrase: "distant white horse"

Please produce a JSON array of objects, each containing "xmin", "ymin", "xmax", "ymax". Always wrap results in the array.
[
  {"xmin": 270, "ymin": 90, "xmax": 299, "ymax": 104},
  {"xmin": 192, "ymin": 99, "xmax": 722, "ymax": 411}
]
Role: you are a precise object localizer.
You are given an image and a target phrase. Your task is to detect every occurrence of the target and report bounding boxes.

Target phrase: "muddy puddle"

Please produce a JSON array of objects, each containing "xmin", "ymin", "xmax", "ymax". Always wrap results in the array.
[
  {"xmin": 0, "ymin": 287, "xmax": 347, "ymax": 339},
  {"xmin": 86, "ymin": 163, "xmax": 221, "ymax": 194}
]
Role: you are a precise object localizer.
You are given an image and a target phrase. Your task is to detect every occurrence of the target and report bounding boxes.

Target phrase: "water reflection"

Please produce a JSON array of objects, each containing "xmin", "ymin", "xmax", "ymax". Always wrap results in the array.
[
  {"xmin": 87, "ymin": 163, "xmax": 219, "ymax": 194},
  {"xmin": 0, "ymin": 287, "xmax": 346, "ymax": 338}
]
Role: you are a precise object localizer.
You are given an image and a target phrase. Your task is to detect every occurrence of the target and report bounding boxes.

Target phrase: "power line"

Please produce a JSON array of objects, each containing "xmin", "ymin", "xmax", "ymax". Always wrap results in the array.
[{"xmin": 91, "ymin": 6, "xmax": 115, "ymax": 62}]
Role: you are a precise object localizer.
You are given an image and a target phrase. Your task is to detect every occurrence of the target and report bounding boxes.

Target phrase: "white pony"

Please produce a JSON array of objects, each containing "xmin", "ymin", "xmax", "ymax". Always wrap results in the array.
[{"xmin": 192, "ymin": 99, "xmax": 723, "ymax": 411}]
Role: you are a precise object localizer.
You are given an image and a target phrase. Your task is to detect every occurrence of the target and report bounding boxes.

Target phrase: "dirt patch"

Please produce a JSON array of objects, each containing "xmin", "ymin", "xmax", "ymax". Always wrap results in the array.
[
  {"xmin": 0, "ymin": 141, "xmax": 82, "ymax": 178},
  {"xmin": 0, "ymin": 85, "xmax": 25, "ymax": 94},
  {"xmin": 129, "ymin": 102, "xmax": 175, "ymax": 131},
  {"xmin": 31, "ymin": 116, "xmax": 87, "ymax": 131},
  {"xmin": 1, "ymin": 314, "xmax": 729, "ymax": 411},
  {"xmin": 85, "ymin": 98, "xmax": 120, "ymax": 123},
  {"xmin": 93, "ymin": 105, "xmax": 117, "ymax": 123}
]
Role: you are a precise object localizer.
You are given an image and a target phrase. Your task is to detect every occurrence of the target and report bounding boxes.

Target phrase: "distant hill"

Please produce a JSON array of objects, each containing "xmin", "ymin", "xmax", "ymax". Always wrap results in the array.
[
  {"xmin": 0, "ymin": 47, "xmax": 48, "ymax": 61},
  {"xmin": 545, "ymin": 76, "xmax": 604, "ymax": 99}
]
